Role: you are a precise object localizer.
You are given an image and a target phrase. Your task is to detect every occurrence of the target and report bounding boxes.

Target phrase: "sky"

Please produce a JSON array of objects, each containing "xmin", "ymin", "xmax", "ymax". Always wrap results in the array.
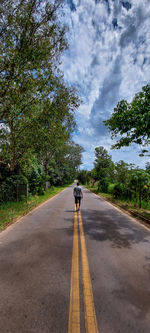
[{"xmin": 61, "ymin": 0, "xmax": 150, "ymax": 170}]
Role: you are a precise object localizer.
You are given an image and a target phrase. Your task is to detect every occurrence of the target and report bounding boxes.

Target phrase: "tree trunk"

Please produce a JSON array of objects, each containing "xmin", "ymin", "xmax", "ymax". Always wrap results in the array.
[{"xmin": 139, "ymin": 188, "xmax": 142, "ymax": 209}]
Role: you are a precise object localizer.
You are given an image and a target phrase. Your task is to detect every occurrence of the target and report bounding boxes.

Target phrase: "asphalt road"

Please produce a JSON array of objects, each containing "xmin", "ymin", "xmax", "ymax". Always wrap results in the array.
[{"xmin": 0, "ymin": 185, "xmax": 150, "ymax": 333}]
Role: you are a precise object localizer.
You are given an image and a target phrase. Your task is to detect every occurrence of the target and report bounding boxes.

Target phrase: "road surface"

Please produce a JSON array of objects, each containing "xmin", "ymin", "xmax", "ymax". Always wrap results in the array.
[{"xmin": 0, "ymin": 185, "xmax": 150, "ymax": 333}]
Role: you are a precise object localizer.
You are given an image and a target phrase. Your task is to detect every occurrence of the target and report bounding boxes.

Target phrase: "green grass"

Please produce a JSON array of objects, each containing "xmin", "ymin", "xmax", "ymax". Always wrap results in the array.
[
  {"xmin": 86, "ymin": 185, "xmax": 150, "ymax": 222},
  {"xmin": 0, "ymin": 185, "xmax": 69, "ymax": 231}
]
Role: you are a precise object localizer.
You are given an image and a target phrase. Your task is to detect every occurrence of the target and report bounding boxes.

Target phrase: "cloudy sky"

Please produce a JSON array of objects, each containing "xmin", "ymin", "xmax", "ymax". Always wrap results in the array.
[{"xmin": 61, "ymin": 0, "xmax": 150, "ymax": 169}]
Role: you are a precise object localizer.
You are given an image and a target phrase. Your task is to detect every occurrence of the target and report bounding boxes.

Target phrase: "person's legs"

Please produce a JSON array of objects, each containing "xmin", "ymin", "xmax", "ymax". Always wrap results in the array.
[
  {"xmin": 78, "ymin": 197, "xmax": 81, "ymax": 210},
  {"xmin": 75, "ymin": 197, "xmax": 78, "ymax": 211},
  {"xmin": 77, "ymin": 198, "xmax": 79, "ymax": 210},
  {"xmin": 75, "ymin": 197, "xmax": 81, "ymax": 211}
]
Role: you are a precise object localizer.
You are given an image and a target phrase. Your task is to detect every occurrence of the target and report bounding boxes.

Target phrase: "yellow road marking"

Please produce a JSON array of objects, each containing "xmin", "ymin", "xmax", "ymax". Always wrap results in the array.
[
  {"xmin": 79, "ymin": 210, "xmax": 99, "ymax": 333},
  {"xmin": 68, "ymin": 208, "xmax": 80, "ymax": 333}
]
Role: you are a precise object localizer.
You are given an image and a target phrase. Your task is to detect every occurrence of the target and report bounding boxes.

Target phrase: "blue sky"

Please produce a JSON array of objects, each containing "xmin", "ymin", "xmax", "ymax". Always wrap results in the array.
[{"xmin": 61, "ymin": 0, "xmax": 150, "ymax": 170}]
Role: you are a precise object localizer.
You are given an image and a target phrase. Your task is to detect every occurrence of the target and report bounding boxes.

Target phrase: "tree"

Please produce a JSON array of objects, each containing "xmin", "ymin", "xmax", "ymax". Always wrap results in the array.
[
  {"xmin": 94, "ymin": 146, "xmax": 112, "ymax": 192},
  {"xmin": 114, "ymin": 160, "xmax": 130, "ymax": 185},
  {"xmin": 35, "ymin": 83, "xmax": 79, "ymax": 175},
  {"xmin": 77, "ymin": 170, "xmax": 90, "ymax": 185},
  {"xmin": 129, "ymin": 170, "xmax": 150, "ymax": 208},
  {"xmin": 104, "ymin": 85, "xmax": 150, "ymax": 154},
  {"xmin": 47, "ymin": 140, "xmax": 83, "ymax": 185},
  {"xmin": 0, "ymin": 0, "xmax": 68, "ymax": 171}
]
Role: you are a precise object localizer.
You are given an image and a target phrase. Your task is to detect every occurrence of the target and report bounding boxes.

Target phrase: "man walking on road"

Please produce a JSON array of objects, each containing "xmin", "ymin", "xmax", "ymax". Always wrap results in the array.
[{"xmin": 73, "ymin": 182, "xmax": 83, "ymax": 211}]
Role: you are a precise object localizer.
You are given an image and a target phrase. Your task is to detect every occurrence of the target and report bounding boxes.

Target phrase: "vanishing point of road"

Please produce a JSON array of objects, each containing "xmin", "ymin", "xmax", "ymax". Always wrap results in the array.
[{"xmin": 0, "ymin": 185, "xmax": 150, "ymax": 333}]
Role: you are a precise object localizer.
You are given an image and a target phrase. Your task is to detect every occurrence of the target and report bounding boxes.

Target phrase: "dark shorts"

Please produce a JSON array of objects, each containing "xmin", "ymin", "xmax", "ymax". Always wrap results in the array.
[{"xmin": 75, "ymin": 196, "xmax": 81, "ymax": 205}]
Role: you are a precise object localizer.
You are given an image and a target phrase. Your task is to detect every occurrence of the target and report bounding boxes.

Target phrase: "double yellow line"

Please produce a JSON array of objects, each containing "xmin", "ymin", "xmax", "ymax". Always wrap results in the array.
[{"xmin": 68, "ymin": 208, "xmax": 99, "ymax": 333}]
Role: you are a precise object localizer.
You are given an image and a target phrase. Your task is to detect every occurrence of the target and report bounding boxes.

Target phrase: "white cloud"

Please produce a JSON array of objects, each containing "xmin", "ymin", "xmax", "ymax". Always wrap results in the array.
[{"xmin": 62, "ymin": 0, "xmax": 150, "ymax": 169}]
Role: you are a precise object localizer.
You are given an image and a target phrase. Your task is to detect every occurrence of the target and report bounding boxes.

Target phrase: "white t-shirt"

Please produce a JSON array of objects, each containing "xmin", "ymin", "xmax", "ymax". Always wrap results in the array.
[{"xmin": 74, "ymin": 186, "xmax": 82, "ymax": 197}]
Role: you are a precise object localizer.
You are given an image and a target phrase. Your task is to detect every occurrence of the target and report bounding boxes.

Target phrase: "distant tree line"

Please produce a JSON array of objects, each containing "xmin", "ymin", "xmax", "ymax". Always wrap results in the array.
[
  {"xmin": 77, "ymin": 147, "xmax": 150, "ymax": 209},
  {"xmin": 0, "ymin": 0, "xmax": 83, "ymax": 202}
]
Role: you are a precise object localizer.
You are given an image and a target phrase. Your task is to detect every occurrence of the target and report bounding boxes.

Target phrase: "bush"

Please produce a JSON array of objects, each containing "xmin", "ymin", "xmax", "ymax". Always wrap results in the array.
[
  {"xmin": 98, "ymin": 177, "xmax": 109, "ymax": 193},
  {"xmin": 108, "ymin": 183, "xmax": 115, "ymax": 194},
  {"xmin": 28, "ymin": 166, "xmax": 46, "ymax": 195},
  {"xmin": 0, "ymin": 174, "xmax": 28, "ymax": 203},
  {"xmin": 113, "ymin": 183, "xmax": 123, "ymax": 199}
]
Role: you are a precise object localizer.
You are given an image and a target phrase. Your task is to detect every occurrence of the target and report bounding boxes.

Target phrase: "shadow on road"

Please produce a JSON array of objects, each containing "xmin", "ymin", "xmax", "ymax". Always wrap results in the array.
[
  {"xmin": 64, "ymin": 206, "xmax": 150, "ymax": 249},
  {"xmin": 65, "ymin": 210, "xmax": 75, "ymax": 213},
  {"xmin": 80, "ymin": 208, "xmax": 150, "ymax": 249}
]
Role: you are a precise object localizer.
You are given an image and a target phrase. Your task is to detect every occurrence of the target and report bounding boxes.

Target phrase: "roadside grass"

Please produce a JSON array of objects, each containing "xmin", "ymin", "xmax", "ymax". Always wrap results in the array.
[
  {"xmin": 0, "ymin": 185, "xmax": 69, "ymax": 231},
  {"xmin": 86, "ymin": 185, "xmax": 150, "ymax": 222}
]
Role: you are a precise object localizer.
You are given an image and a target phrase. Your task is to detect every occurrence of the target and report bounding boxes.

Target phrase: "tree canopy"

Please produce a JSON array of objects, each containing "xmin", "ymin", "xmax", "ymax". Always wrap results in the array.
[
  {"xmin": 0, "ymin": 0, "xmax": 71, "ymax": 170},
  {"xmin": 104, "ymin": 84, "xmax": 150, "ymax": 154}
]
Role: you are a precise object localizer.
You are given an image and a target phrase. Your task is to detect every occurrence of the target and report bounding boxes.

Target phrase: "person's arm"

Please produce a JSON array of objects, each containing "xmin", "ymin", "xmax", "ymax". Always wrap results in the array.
[{"xmin": 81, "ymin": 189, "xmax": 83, "ymax": 199}]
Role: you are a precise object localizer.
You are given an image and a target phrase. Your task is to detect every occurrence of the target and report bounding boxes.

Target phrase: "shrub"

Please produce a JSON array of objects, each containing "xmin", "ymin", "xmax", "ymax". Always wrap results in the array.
[
  {"xmin": 108, "ymin": 183, "xmax": 115, "ymax": 194},
  {"xmin": 98, "ymin": 177, "xmax": 109, "ymax": 193},
  {"xmin": 113, "ymin": 183, "xmax": 123, "ymax": 199},
  {"xmin": 28, "ymin": 166, "xmax": 46, "ymax": 195}
]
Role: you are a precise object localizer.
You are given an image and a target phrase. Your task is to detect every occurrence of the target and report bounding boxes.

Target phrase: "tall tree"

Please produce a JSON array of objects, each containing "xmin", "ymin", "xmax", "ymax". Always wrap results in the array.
[
  {"xmin": 35, "ymin": 82, "xmax": 79, "ymax": 175},
  {"xmin": 0, "ymin": 0, "xmax": 68, "ymax": 171},
  {"xmin": 94, "ymin": 146, "xmax": 113, "ymax": 191}
]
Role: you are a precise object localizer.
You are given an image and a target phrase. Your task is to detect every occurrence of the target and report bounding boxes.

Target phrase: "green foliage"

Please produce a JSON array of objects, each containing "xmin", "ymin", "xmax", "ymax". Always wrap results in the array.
[
  {"xmin": 93, "ymin": 146, "xmax": 113, "ymax": 190},
  {"xmin": 98, "ymin": 177, "xmax": 109, "ymax": 193},
  {"xmin": 94, "ymin": 146, "xmax": 112, "ymax": 171},
  {"xmin": 89, "ymin": 146, "xmax": 150, "ymax": 210},
  {"xmin": 28, "ymin": 165, "xmax": 46, "ymax": 195},
  {"xmin": 128, "ymin": 169, "xmax": 150, "ymax": 208},
  {"xmin": 114, "ymin": 160, "xmax": 130, "ymax": 185},
  {"xmin": 90, "ymin": 168, "xmax": 98, "ymax": 183},
  {"xmin": 113, "ymin": 183, "xmax": 123, "ymax": 199},
  {"xmin": 104, "ymin": 169, "xmax": 150, "ymax": 208},
  {"xmin": 142, "ymin": 186, "xmax": 150, "ymax": 207},
  {"xmin": 47, "ymin": 140, "xmax": 83, "ymax": 186},
  {"xmin": 104, "ymin": 84, "xmax": 150, "ymax": 154},
  {"xmin": 36, "ymin": 86, "xmax": 80, "ymax": 176},
  {"xmin": 108, "ymin": 183, "xmax": 115, "ymax": 194},
  {"xmin": 0, "ymin": 0, "xmax": 68, "ymax": 170},
  {"xmin": 77, "ymin": 170, "xmax": 90, "ymax": 185}
]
